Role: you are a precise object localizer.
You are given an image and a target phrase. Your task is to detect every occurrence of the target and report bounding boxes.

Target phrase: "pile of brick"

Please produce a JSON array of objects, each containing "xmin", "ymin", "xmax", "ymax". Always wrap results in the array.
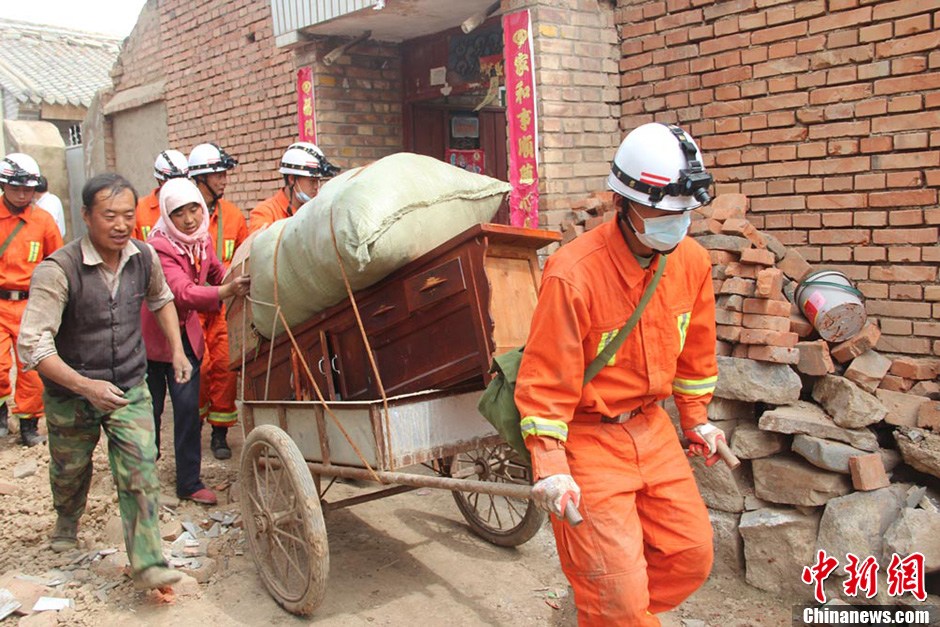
[{"xmin": 613, "ymin": 193, "xmax": 940, "ymax": 605}]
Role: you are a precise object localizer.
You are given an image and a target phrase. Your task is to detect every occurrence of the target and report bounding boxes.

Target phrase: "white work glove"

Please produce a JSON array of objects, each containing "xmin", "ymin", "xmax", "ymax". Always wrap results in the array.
[
  {"xmin": 684, "ymin": 423, "xmax": 726, "ymax": 467},
  {"xmin": 531, "ymin": 474, "xmax": 581, "ymax": 518}
]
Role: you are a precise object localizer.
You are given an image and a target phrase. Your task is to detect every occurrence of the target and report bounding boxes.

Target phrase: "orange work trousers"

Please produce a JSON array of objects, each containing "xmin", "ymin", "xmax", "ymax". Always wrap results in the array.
[
  {"xmin": 0, "ymin": 299, "xmax": 44, "ymax": 419},
  {"xmin": 551, "ymin": 404, "xmax": 713, "ymax": 626},
  {"xmin": 198, "ymin": 308, "xmax": 238, "ymax": 428}
]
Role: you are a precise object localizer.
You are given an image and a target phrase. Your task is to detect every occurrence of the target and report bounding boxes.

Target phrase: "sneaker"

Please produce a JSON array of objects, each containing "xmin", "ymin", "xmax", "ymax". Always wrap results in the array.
[
  {"xmin": 133, "ymin": 566, "xmax": 182, "ymax": 590},
  {"xmin": 210, "ymin": 426, "xmax": 232, "ymax": 460},
  {"xmin": 179, "ymin": 488, "xmax": 217, "ymax": 505},
  {"xmin": 50, "ymin": 516, "xmax": 78, "ymax": 553},
  {"xmin": 0, "ymin": 404, "xmax": 7, "ymax": 437}
]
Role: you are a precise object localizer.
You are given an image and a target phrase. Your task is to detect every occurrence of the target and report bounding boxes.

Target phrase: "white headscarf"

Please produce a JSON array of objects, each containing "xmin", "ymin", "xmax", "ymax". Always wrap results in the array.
[{"xmin": 150, "ymin": 177, "xmax": 210, "ymax": 266}]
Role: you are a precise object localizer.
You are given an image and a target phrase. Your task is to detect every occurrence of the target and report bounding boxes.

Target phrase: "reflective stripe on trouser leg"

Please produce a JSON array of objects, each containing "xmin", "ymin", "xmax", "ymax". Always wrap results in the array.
[
  {"xmin": 0, "ymin": 300, "xmax": 45, "ymax": 417},
  {"xmin": 551, "ymin": 405, "xmax": 713, "ymax": 625},
  {"xmin": 200, "ymin": 309, "xmax": 238, "ymax": 427}
]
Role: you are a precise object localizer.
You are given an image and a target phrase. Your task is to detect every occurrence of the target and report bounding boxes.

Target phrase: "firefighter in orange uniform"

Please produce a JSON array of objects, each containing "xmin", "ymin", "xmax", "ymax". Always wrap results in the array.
[
  {"xmin": 0, "ymin": 153, "xmax": 63, "ymax": 446},
  {"xmin": 248, "ymin": 142, "xmax": 339, "ymax": 234},
  {"xmin": 188, "ymin": 143, "xmax": 247, "ymax": 459},
  {"xmin": 515, "ymin": 123, "xmax": 721, "ymax": 626},
  {"xmin": 134, "ymin": 150, "xmax": 190, "ymax": 241}
]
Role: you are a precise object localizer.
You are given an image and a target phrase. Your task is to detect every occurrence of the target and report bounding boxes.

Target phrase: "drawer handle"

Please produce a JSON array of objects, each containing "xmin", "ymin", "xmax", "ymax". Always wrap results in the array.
[
  {"xmin": 372, "ymin": 304, "xmax": 396, "ymax": 317},
  {"xmin": 331, "ymin": 355, "xmax": 340, "ymax": 374},
  {"xmin": 420, "ymin": 276, "xmax": 448, "ymax": 292},
  {"xmin": 318, "ymin": 357, "xmax": 325, "ymax": 374}
]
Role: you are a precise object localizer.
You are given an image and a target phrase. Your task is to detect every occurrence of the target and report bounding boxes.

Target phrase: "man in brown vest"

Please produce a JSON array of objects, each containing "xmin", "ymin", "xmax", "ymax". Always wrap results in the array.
[{"xmin": 18, "ymin": 173, "xmax": 191, "ymax": 589}]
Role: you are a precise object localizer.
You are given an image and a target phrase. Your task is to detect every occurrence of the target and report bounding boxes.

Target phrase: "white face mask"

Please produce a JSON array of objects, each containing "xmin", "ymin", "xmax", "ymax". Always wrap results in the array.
[
  {"xmin": 628, "ymin": 204, "xmax": 691, "ymax": 251},
  {"xmin": 294, "ymin": 186, "xmax": 312, "ymax": 204}
]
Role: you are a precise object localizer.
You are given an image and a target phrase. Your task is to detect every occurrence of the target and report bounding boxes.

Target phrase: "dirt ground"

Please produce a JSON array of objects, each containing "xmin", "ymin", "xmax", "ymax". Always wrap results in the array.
[{"xmin": 0, "ymin": 410, "xmax": 791, "ymax": 626}]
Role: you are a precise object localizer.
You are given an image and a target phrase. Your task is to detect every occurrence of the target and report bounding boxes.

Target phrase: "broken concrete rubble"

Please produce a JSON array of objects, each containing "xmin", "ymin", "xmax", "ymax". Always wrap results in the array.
[
  {"xmin": 752, "ymin": 455, "xmax": 852, "ymax": 507},
  {"xmin": 738, "ymin": 507, "xmax": 819, "ymax": 598},
  {"xmin": 811, "ymin": 375, "xmax": 887, "ymax": 429},
  {"xmin": 714, "ymin": 356, "xmax": 802, "ymax": 405},
  {"xmin": 758, "ymin": 402, "xmax": 879, "ymax": 452}
]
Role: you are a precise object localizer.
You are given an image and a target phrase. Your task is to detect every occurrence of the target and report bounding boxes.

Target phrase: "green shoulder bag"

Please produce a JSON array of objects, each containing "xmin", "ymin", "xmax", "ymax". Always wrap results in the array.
[{"xmin": 477, "ymin": 254, "xmax": 667, "ymax": 463}]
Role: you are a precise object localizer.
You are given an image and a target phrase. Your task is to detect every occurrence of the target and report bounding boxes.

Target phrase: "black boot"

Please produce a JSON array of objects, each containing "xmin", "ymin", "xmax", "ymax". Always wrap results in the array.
[
  {"xmin": 211, "ymin": 426, "xmax": 231, "ymax": 460},
  {"xmin": 19, "ymin": 417, "xmax": 45, "ymax": 447},
  {"xmin": 0, "ymin": 404, "xmax": 7, "ymax": 437}
]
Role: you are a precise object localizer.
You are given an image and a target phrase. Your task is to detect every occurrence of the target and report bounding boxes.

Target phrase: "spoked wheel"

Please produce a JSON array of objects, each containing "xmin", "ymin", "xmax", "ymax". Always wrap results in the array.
[
  {"xmin": 441, "ymin": 443, "xmax": 546, "ymax": 547},
  {"xmin": 241, "ymin": 425, "xmax": 329, "ymax": 616}
]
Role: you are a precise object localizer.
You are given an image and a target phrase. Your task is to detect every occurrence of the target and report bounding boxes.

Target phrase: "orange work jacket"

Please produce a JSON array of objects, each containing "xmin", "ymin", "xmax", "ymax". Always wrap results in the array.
[
  {"xmin": 0, "ymin": 202, "xmax": 63, "ymax": 291},
  {"xmin": 134, "ymin": 188, "xmax": 160, "ymax": 241},
  {"xmin": 248, "ymin": 189, "xmax": 292, "ymax": 235},
  {"xmin": 514, "ymin": 219, "xmax": 717, "ymax": 480},
  {"xmin": 207, "ymin": 198, "xmax": 248, "ymax": 269}
]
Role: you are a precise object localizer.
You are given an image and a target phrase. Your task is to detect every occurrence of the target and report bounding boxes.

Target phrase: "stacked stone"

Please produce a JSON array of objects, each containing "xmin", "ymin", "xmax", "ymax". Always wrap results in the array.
[{"xmin": 691, "ymin": 194, "xmax": 810, "ymax": 367}]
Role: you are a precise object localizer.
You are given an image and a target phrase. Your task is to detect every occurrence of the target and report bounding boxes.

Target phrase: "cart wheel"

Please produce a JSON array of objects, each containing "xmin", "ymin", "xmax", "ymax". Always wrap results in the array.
[
  {"xmin": 443, "ymin": 443, "xmax": 546, "ymax": 547},
  {"xmin": 241, "ymin": 425, "xmax": 328, "ymax": 616}
]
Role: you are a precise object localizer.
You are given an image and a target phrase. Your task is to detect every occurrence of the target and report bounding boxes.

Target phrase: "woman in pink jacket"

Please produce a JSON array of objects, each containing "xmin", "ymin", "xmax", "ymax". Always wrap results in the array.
[{"xmin": 141, "ymin": 178, "xmax": 249, "ymax": 505}]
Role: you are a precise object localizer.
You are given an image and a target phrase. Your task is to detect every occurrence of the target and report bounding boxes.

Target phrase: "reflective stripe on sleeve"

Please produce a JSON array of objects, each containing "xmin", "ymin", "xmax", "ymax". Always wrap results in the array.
[
  {"xmin": 672, "ymin": 375, "xmax": 718, "ymax": 396},
  {"xmin": 520, "ymin": 416, "xmax": 569, "ymax": 442}
]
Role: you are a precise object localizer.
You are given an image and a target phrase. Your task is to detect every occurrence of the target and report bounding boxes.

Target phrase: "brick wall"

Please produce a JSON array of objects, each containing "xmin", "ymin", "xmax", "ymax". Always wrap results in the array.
[
  {"xmin": 293, "ymin": 40, "xmax": 404, "ymax": 170},
  {"xmin": 109, "ymin": 0, "xmax": 298, "ymax": 210},
  {"xmin": 616, "ymin": 0, "xmax": 940, "ymax": 357},
  {"xmin": 506, "ymin": 0, "xmax": 622, "ymax": 236},
  {"xmin": 109, "ymin": 0, "xmax": 163, "ymax": 91}
]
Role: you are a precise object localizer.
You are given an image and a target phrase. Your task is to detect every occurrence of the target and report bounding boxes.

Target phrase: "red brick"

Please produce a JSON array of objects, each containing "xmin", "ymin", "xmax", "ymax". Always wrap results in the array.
[
  {"xmin": 716, "ymin": 340, "xmax": 734, "ymax": 357},
  {"xmin": 880, "ymin": 374, "xmax": 914, "ymax": 393},
  {"xmin": 845, "ymin": 350, "xmax": 893, "ymax": 393},
  {"xmin": 739, "ymin": 328, "xmax": 799, "ymax": 347},
  {"xmin": 725, "ymin": 262, "xmax": 758, "ymax": 279},
  {"xmin": 720, "ymin": 277, "xmax": 757, "ymax": 297},
  {"xmin": 755, "ymin": 268, "xmax": 784, "ymax": 298},
  {"xmin": 717, "ymin": 294, "xmax": 745, "ymax": 312},
  {"xmin": 742, "ymin": 313, "xmax": 791, "ymax": 332},
  {"xmin": 739, "ymin": 248, "xmax": 776, "ymax": 266},
  {"xmin": 796, "ymin": 340, "xmax": 835, "ymax": 375},
  {"xmin": 911, "ymin": 381, "xmax": 940, "ymax": 397},
  {"xmin": 777, "ymin": 250, "xmax": 813, "ymax": 281},
  {"xmin": 716, "ymin": 309, "xmax": 744, "ymax": 326},
  {"xmin": 731, "ymin": 343, "xmax": 750, "ymax": 359},
  {"xmin": 746, "ymin": 345, "xmax": 800, "ymax": 365},
  {"xmin": 831, "ymin": 322, "xmax": 882, "ymax": 363},
  {"xmin": 743, "ymin": 297, "xmax": 792, "ymax": 317},
  {"xmin": 890, "ymin": 357, "xmax": 940, "ymax": 380},
  {"xmin": 872, "ymin": 227, "xmax": 938, "ymax": 245},
  {"xmin": 709, "ymin": 250, "xmax": 738, "ymax": 266},
  {"xmin": 717, "ymin": 324, "xmax": 743, "ymax": 343},
  {"xmin": 710, "ymin": 193, "xmax": 749, "ymax": 220},
  {"xmin": 849, "ymin": 454, "xmax": 889, "ymax": 491},
  {"xmin": 918, "ymin": 401, "xmax": 940, "ymax": 431}
]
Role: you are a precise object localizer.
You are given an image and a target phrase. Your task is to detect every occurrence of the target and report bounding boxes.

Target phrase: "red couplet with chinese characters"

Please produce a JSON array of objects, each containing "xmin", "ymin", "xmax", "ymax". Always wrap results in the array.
[
  {"xmin": 502, "ymin": 11, "xmax": 539, "ymax": 229},
  {"xmin": 297, "ymin": 67, "xmax": 316, "ymax": 143}
]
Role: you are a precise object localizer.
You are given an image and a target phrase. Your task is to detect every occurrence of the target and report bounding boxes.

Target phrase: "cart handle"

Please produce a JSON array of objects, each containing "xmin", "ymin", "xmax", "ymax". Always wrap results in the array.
[{"xmin": 564, "ymin": 501, "xmax": 583, "ymax": 527}]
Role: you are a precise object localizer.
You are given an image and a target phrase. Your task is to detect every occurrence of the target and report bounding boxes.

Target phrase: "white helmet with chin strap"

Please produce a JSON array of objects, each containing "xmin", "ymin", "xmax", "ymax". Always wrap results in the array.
[
  {"xmin": 0, "ymin": 153, "xmax": 41, "ymax": 187},
  {"xmin": 153, "ymin": 149, "xmax": 189, "ymax": 181},
  {"xmin": 187, "ymin": 143, "xmax": 238, "ymax": 177},
  {"xmin": 607, "ymin": 123, "xmax": 713, "ymax": 211},
  {"xmin": 279, "ymin": 142, "xmax": 340, "ymax": 178}
]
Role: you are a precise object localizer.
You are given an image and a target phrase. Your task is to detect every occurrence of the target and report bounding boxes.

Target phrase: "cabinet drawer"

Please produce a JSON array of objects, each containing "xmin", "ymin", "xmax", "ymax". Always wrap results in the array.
[
  {"xmin": 403, "ymin": 256, "xmax": 467, "ymax": 313},
  {"xmin": 360, "ymin": 283, "xmax": 409, "ymax": 335}
]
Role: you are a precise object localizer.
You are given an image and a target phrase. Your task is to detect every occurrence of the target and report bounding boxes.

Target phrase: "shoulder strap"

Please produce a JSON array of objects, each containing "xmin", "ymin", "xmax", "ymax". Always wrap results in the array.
[
  {"xmin": 583, "ymin": 254, "xmax": 667, "ymax": 385},
  {"xmin": 0, "ymin": 220, "xmax": 26, "ymax": 259}
]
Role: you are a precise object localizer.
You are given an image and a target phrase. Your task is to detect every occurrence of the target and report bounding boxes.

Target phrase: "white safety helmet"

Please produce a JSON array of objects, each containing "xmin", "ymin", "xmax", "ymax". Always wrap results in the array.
[
  {"xmin": 607, "ymin": 123, "xmax": 713, "ymax": 211},
  {"xmin": 279, "ymin": 142, "xmax": 340, "ymax": 178},
  {"xmin": 187, "ymin": 143, "xmax": 238, "ymax": 177},
  {"xmin": 0, "ymin": 153, "xmax": 41, "ymax": 187},
  {"xmin": 153, "ymin": 149, "xmax": 190, "ymax": 181}
]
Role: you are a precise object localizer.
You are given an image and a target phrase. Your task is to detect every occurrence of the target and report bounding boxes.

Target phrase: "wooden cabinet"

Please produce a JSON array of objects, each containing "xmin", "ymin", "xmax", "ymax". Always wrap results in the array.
[{"xmin": 241, "ymin": 224, "xmax": 560, "ymax": 402}]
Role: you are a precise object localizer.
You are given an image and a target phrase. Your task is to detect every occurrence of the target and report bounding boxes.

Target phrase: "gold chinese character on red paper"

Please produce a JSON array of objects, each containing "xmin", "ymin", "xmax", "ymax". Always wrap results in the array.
[
  {"xmin": 519, "ymin": 163, "xmax": 534, "ymax": 184},
  {"xmin": 302, "ymin": 100, "xmax": 313, "ymax": 116},
  {"xmin": 517, "ymin": 109, "xmax": 532, "ymax": 132},
  {"xmin": 514, "ymin": 51, "xmax": 530, "ymax": 78},
  {"xmin": 513, "ymin": 28, "xmax": 528, "ymax": 47},
  {"xmin": 302, "ymin": 80, "xmax": 312, "ymax": 93},
  {"xmin": 304, "ymin": 120, "xmax": 314, "ymax": 134},
  {"xmin": 515, "ymin": 82, "xmax": 531, "ymax": 104},
  {"xmin": 518, "ymin": 135, "xmax": 534, "ymax": 159}
]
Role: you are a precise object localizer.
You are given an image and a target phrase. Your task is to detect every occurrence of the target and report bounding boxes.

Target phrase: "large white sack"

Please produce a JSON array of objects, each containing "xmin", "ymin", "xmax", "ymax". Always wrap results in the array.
[{"xmin": 251, "ymin": 152, "xmax": 510, "ymax": 337}]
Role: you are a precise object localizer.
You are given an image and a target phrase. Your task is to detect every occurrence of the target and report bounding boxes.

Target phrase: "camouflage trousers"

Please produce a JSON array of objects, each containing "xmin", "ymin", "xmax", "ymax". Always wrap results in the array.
[{"xmin": 44, "ymin": 381, "xmax": 165, "ymax": 574}]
